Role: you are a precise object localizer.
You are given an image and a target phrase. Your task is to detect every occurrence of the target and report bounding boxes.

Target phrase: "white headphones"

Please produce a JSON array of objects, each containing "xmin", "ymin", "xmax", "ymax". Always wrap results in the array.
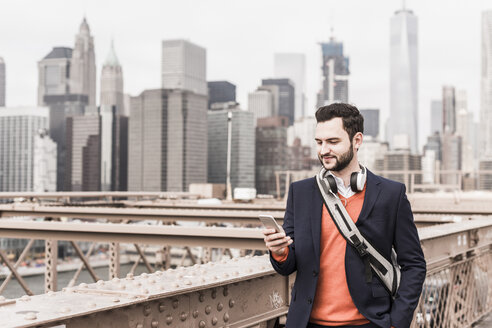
[{"xmin": 324, "ymin": 164, "xmax": 367, "ymax": 194}]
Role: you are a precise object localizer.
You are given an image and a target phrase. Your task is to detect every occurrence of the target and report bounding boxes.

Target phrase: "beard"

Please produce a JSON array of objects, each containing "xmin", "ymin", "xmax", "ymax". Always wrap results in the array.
[{"xmin": 318, "ymin": 143, "xmax": 354, "ymax": 172}]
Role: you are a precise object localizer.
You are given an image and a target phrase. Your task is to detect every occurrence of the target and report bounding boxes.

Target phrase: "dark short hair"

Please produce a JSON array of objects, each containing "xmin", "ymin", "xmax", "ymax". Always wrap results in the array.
[{"xmin": 315, "ymin": 103, "xmax": 364, "ymax": 141}]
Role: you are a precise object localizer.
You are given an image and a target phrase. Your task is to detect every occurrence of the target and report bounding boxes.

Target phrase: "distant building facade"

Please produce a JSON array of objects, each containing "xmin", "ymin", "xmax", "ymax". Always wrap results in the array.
[
  {"xmin": 360, "ymin": 109, "xmax": 380, "ymax": 139},
  {"xmin": 255, "ymin": 116, "xmax": 289, "ymax": 196},
  {"xmin": 317, "ymin": 37, "xmax": 350, "ymax": 107},
  {"xmin": 129, "ymin": 89, "xmax": 207, "ymax": 191},
  {"xmin": 262, "ymin": 78, "xmax": 295, "ymax": 125},
  {"xmin": 70, "ymin": 18, "xmax": 96, "ymax": 107},
  {"xmin": 207, "ymin": 107, "xmax": 255, "ymax": 191},
  {"xmin": 33, "ymin": 129, "xmax": 57, "ymax": 192},
  {"xmin": 248, "ymin": 88, "xmax": 274, "ymax": 122},
  {"xmin": 161, "ymin": 39, "xmax": 207, "ymax": 96},
  {"xmin": 481, "ymin": 10, "xmax": 492, "ymax": 159},
  {"xmin": 430, "ymin": 100, "xmax": 442, "ymax": 135},
  {"xmin": 65, "ymin": 114, "xmax": 101, "ymax": 191},
  {"xmin": 388, "ymin": 5, "xmax": 418, "ymax": 153},
  {"xmin": 0, "ymin": 107, "xmax": 51, "ymax": 192},
  {"xmin": 0, "ymin": 57, "xmax": 5, "ymax": 106},
  {"xmin": 274, "ymin": 53, "xmax": 306, "ymax": 118},
  {"xmin": 208, "ymin": 81, "xmax": 236, "ymax": 108}
]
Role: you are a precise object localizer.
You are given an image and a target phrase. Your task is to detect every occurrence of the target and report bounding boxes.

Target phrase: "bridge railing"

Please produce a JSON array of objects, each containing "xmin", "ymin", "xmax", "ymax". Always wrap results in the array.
[{"xmin": 0, "ymin": 217, "xmax": 491, "ymax": 327}]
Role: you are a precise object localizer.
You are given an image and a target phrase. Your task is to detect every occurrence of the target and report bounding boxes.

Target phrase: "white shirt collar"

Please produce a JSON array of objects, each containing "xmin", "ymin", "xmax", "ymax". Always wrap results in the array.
[{"xmin": 328, "ymin": 171, "xmax": 356, "ymax": 199}]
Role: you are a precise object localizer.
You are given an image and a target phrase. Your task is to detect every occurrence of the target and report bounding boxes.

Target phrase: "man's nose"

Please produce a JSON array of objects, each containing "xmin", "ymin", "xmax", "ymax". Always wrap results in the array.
[{"xmin": 320, "ymin": 143, "xmax": 331, "ymax": 155}]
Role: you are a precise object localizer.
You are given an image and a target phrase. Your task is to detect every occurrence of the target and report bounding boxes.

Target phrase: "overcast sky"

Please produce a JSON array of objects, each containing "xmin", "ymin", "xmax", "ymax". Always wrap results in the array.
[{"xmin": 1, "ymin": 0, "xmax": 492, "ymax": 148}]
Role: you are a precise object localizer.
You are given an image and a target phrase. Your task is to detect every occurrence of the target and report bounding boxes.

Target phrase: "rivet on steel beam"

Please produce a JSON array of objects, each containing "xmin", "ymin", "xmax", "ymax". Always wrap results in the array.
[
  {"xmin": 133, "ymin": 281, "xmax": 142, "ymax": 287},
  {"xmin": 159, "ymin": 303, "xmax": 166, "ymax": 313},
  {"xmin": 233, "ymin": 271, "xmax": 239, "ymax": 276},
  {"xmin": 178, "ymin": 273, "xmax": 184, "ymax": 278},
  {"xmin": 223, "ymin": 313, "xmax": 229, "ymax": 322},
  {"xmin": 97, "ymin": 280, "xmax": 105, "ymax": 285},
  {"xmin": 87, "ymin": 302, "xmax": 97, "ymax": 308},
  {"xmin": 166, "ymin": 315, "xmax": 173, "ymax": 325},
  {"xmin": 221, "ymin": 259, "xmax": 227, "ymax": 264},
  {"xmin": 141, "ymin": 273, "xmax": 148, "ymax": 279},
  {"xmin": 185, "ymin": 280, "xmax": 192, "ymax": 285},
  {"xmin": 213, "ymin": 275, "xmax": 219, "ymax": 280},
  {"xmin": 229, "ymin": 300, "xmax": 235, "ymax": 308},
  {"xmin": 200, "ymin": 269, "xmax": 207, "ymax": 275},
  {"xmin": 151, "ymin": 320, "xmax": 158, "ymax": 328},
  {"xmin": 159, "ymin": 285, "xmax": 166, "ymax": 291},
  {"xmin": 233, "ymin": 257, "xmax": 239, "ymax": 262},
  {"xmin": 60, "ymin": 307, "xmax": 71, "ymax": 313},
  {"xmin": 199, "ymin": 293, "xmax": 205, "ymax": 302},
  {"xmin": 211, "ymin": 289, "xmax": 217, "ymax": 299},
  {"xmin": 193, "ymin": 310, "xmax": 199, "ymax": 318},
  {"xmin": 155, "ymin": 271, "xmax": 163, "ymax": 276},
  {"xmin": 217, "ymin": 302, "xmax": 224, "ymax": 311},
  {"xmin": 180, "ymin": 312, "xmax": 188, "ymax": 321},
  {"xmin": 205, "ymin": 305, "xmax": 212, "ymax": 314},
  {"xmin": 212, "ymin": 317, "xmax": 218, "ymax": 325},
  {"xmin": 119, "ymin": 284, "xmax": 126, "ymax": 290},
  {"xmin": 199, "ymin": 321, "xmax": 206, "ymax": 328},
  {"xmin": 143, "ymin": 305, "xmax": 151, "ymax": 316},
  {"xmin": 112, "ymin": 278, "xmax": 119, "ymax": 283},
  {"xmin": 172, "ymin": 299, "xmax": 179, "ymax": 309},
  {"xmin": 79, "ymin": 283, "xmax": 88, "ymax": 288},
  {"xmin": 142, "ymin": 288, "xmax": 150, "ymax": 294},
  {"xmin": 247, "ymin": 268, "xmax": 253, "ymax": 273},
  {"xmin": 112, "ymin": 298, "xmax": 120, "ymax": 303},
  {"xmin": 200, "ymin": 277, "xmax": 206, "ymax": 283},
  {"xmin": 20, "ymin": 295, "xmax": 31, "ymax": 302},
  {"xmin": 47, "ymin": 291, "xmax": 55, "ymax": 297},
  {"xmin": 149, "ymin": 278, "xmax": 156, "ymax": 284},
  {"xmin": 126, "ymin": 273, "xmax": 134, "ymax": 280},
  {"xmin": 173, "ymin": 283, "xmax": 180, "ymax": 288},
  {"xmin": 223, "ymin": 273, "xmax": 229, "ymax": 278},
  {"xmin": 0, "ymin": 296, "xmax": 5, "ymax": 302},
  {"xmin": 136, "ymin": 324, "xmax": 143, "ymax": 328},
  {"xmin": 223, "ymin": 287, "xmax": 228, "ymax": 297},
  {"xmin": 24, "ymin": 312, "xmax": 37, "ymax": 320}
]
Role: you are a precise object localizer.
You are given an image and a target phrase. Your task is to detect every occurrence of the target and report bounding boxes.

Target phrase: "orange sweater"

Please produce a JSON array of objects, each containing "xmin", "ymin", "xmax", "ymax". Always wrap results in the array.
[{"xmin": 273, "ymin": 187, "xmax": 369, "ymax": 326}]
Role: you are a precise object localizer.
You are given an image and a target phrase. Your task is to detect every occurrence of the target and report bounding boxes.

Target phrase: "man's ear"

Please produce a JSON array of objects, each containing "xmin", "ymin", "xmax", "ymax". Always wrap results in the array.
[{"xmin": 353, "ymin": 132, "xmax": 363, "ymax": 150}]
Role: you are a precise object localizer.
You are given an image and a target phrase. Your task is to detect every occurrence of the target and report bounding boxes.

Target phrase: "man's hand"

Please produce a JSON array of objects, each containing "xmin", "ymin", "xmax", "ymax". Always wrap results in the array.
[{"xmin": 262, "ymin": 226, "xmax": 293, "ymax": 255}]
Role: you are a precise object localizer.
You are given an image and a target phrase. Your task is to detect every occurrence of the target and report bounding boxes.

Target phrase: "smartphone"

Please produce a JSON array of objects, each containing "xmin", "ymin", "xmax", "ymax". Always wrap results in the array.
[{"xmin": 259, "ymin": 214, "xmax": 282, "ymax": 233}]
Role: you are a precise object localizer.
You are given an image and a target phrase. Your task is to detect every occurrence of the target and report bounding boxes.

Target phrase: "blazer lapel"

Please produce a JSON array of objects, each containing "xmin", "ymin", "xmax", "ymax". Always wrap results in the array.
[
  {"xmin": 310, "ymin": 180, "xmax": 323, "ymax": 265},
  {"xmin": 356, "ymin": 169, "xmax": 381, "ymax": 226}
]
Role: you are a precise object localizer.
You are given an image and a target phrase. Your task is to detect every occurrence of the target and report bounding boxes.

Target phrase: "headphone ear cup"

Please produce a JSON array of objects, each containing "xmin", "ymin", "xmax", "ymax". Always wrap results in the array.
[
  {"xmin": 326, "ymin": 175, "xmax": 338, "ymax": 194},
  {"xmin": 350, "ymin": 172, "xmax": 359, "ymax": 192}
]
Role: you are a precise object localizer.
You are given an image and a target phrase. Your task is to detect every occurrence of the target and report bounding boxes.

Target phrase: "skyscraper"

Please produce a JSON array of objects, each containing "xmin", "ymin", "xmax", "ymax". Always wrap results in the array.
[
  {"xmin": 256, "ymin": 116, "xmax": 289, "ymax": 196},
  {"xmin": 388, "ymin": 5, "xmax": 418, "ymax": 153},
  {"xmin": 0, "ymin": 107, "xmax": 51, "ymax": 192},
  {"xmin": 442, "ymin": 86, "xmax": 456, "ymax": 133},
  {"xmin": 65, "ymin": 114, "xmax": 101, "ymax": 191},
  {"xmin": 274, "ymin": 53, "xmax": 306, "ymax": 118},
  {"xmin": 38, "ymin": 47, "xmax": 73, "ymax": 105},
  {"xmin": 481, "ymin": 10, "xmax": 492, "ymax": 159},
  {"xmin": 38, "ymin": 46, "xmax": 88, "ymax": 190},
  {"xmin": 161, "ymin": 39, "xmax": 206, "ymax": 96},
  {"xmin": 430, "ymin": 100, "xmax": 442, "ymax": 135},
  {"xmin": 71, "ymin": 18, "xmax": 96, "ymax": 107},
  {"xmin": 0, "ymin": 57, "xmax": 5, "ymax": 106},
  {"xmin": 262, "ymin": 78, "xmax": 295, "ymax": 125},
  {"xmin": 317, "ymin": 37, "xmax": 350, "ymax": 107},
  {"xmin": 33, "ymin": 129, "xmax": 57, "ymax": 192},
  {"xmin": 207, "ymin": 107, "xmax": 255, "ymax": 191},
  {"xmin": 128, "ymin": 89, "xmax": 207, "ymax": 192},
  {"xmin": 208, "ymin": 81, "xmax": 236, "ymax": 109},
  {"xmin": 360, "ymin": 109, "xmax": 380, "ymax": 139},
  {"xmin": 100, "ymin": 41, "xmax": 128, "ymax": 191},
  {"xmin": 100, "ymin": 41, "xmax": 124, "ymax": 115},
  {"xmin": 248, "ymin": 88, "xmax": 275, "ymax": 122}
]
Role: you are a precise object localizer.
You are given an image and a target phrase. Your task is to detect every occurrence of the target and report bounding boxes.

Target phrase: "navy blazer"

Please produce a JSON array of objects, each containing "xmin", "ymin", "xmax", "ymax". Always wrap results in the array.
[{"xmin": 270, "ymin": 170, "xmax": 426, "ymax": 328}]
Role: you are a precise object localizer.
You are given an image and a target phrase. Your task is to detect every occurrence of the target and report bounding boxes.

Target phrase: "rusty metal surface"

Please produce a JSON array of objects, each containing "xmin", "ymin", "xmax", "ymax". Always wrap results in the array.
[
  {"xmin": 0, "ymin": 255, "xmax": 288, "ymax": 328},
  {"xmin": 0, "ymin": 220, "xmax": 266, "ymax": 250}
]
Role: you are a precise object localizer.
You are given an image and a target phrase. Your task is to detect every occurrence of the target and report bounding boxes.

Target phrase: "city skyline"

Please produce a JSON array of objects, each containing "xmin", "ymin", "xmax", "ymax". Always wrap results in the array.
[{"xmin": 1, "ymin": 0, "xmax": 492, "ymax": 150}]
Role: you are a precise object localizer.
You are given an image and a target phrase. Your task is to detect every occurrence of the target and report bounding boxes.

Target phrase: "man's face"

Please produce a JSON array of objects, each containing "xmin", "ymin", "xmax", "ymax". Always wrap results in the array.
[{"xmin": 315, "ymin": 117, "xmax": 355, "ymax": 172}]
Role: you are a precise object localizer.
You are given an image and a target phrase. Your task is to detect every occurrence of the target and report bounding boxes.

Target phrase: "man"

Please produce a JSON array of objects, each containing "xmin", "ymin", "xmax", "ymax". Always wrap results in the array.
[{"xmin": 263, "ymin": 103, "xmax": 426, "ymax": 328}]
